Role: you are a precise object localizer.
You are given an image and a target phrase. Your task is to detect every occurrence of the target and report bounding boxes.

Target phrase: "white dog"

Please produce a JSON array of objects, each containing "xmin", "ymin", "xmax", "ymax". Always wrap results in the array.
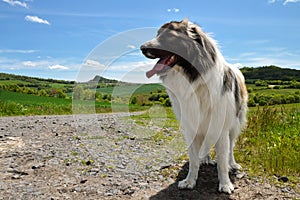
[{"xmin": 141, "ymin": 19, "xmax": 248, "ymax": 194}]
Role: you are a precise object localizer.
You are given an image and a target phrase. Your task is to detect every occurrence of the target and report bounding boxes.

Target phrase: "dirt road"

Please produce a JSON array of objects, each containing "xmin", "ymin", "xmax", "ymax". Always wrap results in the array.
[{"xmin": 0, "ymin": 113, "xmax": 298, "ymax": 199}]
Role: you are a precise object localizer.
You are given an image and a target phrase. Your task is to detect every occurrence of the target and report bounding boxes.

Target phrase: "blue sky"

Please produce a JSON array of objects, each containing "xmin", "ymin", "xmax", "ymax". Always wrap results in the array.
[{"xmin": 0, "ymin": 0, "xmax": 300, "ymax": 83}]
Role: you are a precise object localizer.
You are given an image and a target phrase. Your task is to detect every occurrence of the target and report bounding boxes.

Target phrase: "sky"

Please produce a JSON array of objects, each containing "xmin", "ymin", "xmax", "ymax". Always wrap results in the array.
[{"xmin": 0, "ymin": 0, "xmax": 300, "ymax": 83}]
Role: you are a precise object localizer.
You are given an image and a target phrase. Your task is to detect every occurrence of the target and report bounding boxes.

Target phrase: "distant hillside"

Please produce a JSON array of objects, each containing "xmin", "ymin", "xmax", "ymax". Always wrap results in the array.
[
  {"xmin": 1, "ymin": 65, "xmax": 299, "ymax": 86},
  {"xmin": 0, "ymin": 73, "xmax": 119, "ymax": 86},
  {"xmin": 0, "ymin": 73, "xmax": 75, "ymax": 85},
  {"xmin": 240, "ymin": 66, "xmax": 300, "ymax": 81},
  {"xmin": 88, "ymin": 75, "xmax": 118, "ymax": 84}
]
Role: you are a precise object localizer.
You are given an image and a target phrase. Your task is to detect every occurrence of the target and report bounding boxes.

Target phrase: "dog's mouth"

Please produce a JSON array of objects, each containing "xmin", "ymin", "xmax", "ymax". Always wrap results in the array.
[
  {"xmin": 141, "ymin": 48, "xmax": 178, "ymax": 78},
  {"xmin": 146, "ymin": 54, "xmax": 177, "ymax": 78}
]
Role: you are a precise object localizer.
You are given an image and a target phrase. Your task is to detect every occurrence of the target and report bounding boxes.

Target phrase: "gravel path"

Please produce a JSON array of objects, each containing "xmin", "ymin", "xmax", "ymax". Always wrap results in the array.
[{"xmin": 0, "ymin": 113, "xmax": 298, "ymax": 200}]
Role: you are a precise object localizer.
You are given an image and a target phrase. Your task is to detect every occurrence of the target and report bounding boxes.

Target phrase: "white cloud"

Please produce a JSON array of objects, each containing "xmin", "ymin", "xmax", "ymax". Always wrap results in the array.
[
  {"xmin": 239, "ymin": 52, "xmax": 257, "ymax": 58},
  {"xmin": 0, "ymin": 49, "xmax": 37, "ymax": 53},
  {"xmin": 268, "ymin": 0, "xmax": 300, "ymax": 5},
  {"xmin": 25, "ymin": 15, "xmax": 50, "ymax": 25},
  {"xmin": 48, "ymin": 64, "xmax": 69, "ymax": 70},
  {"xmin": 101, "ymin": 60, "xmax": 159, "ymax": 83},
  {"xmin": 167, "ymin": 8, "xmax": 180, "ymax": 13},
  {"xmin": 127, "ymin": 44, "xmax": 136, "ymax": 49},
  {"xmin": 76, "ymin": 59, "xmax": 159, "ymax": 83},
  {"xmin": 22, "ymin": 61, "xmax": 36, "ymax": 67},
  {"xmin": 83, "ymin": 59, "xmax": 106, "ymax": 69},
  {"xmin": 283, "ymin": 0, "xmax": 300, "ymax": 5},
  {"xmin": 232, "ymin": 63, "xmax": 244, "ymax": 68},
  {"xmin": 228, "ymin": 48, "xmax": 300, "ymax": 69},
  {"xmin": 2, "ymin": 0, "xmax": 28, "ymax": 8}
]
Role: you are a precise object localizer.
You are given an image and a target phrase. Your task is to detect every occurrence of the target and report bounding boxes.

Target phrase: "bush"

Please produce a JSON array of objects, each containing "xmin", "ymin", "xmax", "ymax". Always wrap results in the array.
[
  {"xmin": 130, "ymin": 96, "xmax": 137, "ymax": 105},
  {"xmin": 247, "ymin": 97, "xmax": 256, "ymax": 107},
  {"xmin": 255, "ymin": 80, "xmax": 268, "ymax": 86},
  {"xmin": 247, "ymin": 87, "xmax": 253, "ymax": 93},
  {"xmin": 0, "ymin": 101, "xmax": 24, "ymax": 116},
  {"xmin": 163, "ymin": 98, "xmax": 172, "ymax": 107}
]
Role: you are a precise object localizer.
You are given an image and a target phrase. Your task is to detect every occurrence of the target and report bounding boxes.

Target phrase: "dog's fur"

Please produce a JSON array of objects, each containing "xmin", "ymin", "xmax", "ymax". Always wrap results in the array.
[{"xmin": 140, "ymin": 19, "xmax": 248, "ymax": 194}]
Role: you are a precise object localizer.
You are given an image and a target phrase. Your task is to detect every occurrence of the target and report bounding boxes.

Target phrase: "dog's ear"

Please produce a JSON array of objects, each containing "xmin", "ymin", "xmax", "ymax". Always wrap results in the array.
[
  {"xmin": 188, "ymin": 24, "xmax": 204, "ymax": 47},
  {"xmin": 187, "ymin": 24, "xmax": 217, "ymax": 63}
]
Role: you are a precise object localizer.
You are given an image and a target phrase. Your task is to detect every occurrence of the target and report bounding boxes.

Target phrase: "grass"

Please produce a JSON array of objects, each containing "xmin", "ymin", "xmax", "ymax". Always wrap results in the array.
[
  {"xmin": 252, "ymin": 87, "xmax": 299, "ymax": 95},
  {"xmin": 97, "ymin": 83, "xmax": 164, "ymax": 96},
  {"xmin": 0, "ymin": 89, "xmax": 146, "ymax": 116},
  {"xmin": 0, "ymin": 89, "xmax": 70, "ymax": 105},
  {"xmin": 236, "ymin": 105, "xmax": 300, "ymax": 179},
  {"xmin": 0, "ymin": 90, "xmax": 72, "ymax": 116},
  {"xmin": 130, "ymin": 104, "xmax": 180, "ymax": 130}
]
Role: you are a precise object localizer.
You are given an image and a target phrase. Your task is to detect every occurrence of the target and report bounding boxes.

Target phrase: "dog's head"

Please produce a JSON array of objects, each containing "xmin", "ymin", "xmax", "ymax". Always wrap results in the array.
[{"xmin": 141, "ymin": 19, "xmax": 217, "ymax": 82}]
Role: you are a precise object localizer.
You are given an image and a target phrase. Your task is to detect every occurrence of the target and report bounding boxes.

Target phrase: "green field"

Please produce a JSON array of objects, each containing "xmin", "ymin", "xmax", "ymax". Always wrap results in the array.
[
  {"xmin": 0, "ymin": 90, "xmax": 72, "ymax": 116},
  {"xmin": 0, "ymin": 89, "xmax": 70, "ymax": 105},
  {"xmin": 0, "ymin": 89, "xmax": 146, "ymax": 116},
  {"xmin": 248, "ymin": 84, "xmax": 299, "ymax": 95},
  {"xmin": 97, "ymin": 83, "xmax": 165, "ymax": 96}
]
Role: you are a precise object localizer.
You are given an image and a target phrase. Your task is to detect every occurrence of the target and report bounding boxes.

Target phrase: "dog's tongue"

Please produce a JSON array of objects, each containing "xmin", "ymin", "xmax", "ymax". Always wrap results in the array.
[{"xmin": 146, "ymin": 57, "xmax": 170, "ymax": 78}]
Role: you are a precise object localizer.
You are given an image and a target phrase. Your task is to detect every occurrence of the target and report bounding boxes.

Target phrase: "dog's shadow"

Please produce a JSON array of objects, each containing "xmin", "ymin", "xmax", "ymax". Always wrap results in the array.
[{"xmin": 150, "ymin": 162, "xmax": 234, "ymax": 200}]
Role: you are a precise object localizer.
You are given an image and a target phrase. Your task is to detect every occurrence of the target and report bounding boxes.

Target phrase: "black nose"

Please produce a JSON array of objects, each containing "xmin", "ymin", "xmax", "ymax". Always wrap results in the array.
[
  {"xmin": 141, "ymin": 49, "xmax": 147, "ymax": 55},
  {"xmin": 140, "ymin": 44, "xmax": 149, "ymax": 56},
  {"xmin": 140, "ymin": 44, "xmax": 147, "ymax": 51}
]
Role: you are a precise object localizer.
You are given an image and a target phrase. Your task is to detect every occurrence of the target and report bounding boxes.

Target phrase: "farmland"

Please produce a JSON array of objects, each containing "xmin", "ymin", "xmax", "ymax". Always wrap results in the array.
[
  {"xmin": 0, "ymin": 66, "xmax": 300, "ymax": 116},
  {"xmin": 0, "ymin": 90, "xmax": 72, "ymax": 116}
]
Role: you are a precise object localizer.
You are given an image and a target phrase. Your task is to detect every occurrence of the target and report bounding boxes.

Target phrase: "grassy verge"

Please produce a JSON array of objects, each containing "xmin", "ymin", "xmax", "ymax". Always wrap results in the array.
[{"xmin": 236, "ymin": 104, "xmax": 299, "ymax": 187}]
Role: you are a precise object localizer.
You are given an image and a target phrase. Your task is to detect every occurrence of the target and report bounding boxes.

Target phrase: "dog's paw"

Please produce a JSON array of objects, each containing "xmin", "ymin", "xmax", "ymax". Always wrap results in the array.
[
  {"xmin": 230, "ymin": 163, "xmax": 242, "ymax": 170},
  {"xmin": 178, "ymin": 179, "xmax": 196, "ymax": 189},
  {"xmin": 200, "ymin": 155, "xmax": 216, "ymax": 166},
  {"xmin": 218, "ymin": 182, "xmax": 234, "ymax": 194}
]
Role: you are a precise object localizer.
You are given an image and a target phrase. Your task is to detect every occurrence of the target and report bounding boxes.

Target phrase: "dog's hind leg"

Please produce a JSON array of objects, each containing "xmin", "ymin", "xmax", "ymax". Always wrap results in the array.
[
  {"xmin": 216, "ymin": 132, "xmax": 234, "ymax": 194},
  {"xmin": 178, "ymin": 133, "xmax": 203, "ymax": 189},
  {"xmin": 229, "ymin": 127, "xmax": 242, "ymax": 170}
]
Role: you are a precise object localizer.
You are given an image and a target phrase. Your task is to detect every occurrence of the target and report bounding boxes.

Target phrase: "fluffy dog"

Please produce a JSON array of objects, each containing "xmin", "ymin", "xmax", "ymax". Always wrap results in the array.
[{"xmin": 140, "ymin": 19, "xmax": 248, "ymax": 194}]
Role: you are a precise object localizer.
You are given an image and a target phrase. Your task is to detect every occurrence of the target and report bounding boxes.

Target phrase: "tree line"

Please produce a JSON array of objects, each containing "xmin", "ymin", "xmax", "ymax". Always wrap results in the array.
[
  {"xmin": 0, "ymin": 84, "xmax": 68, "ymax": 99},
  {"xmin": 241, "ymin": 65, "xmax": 300, "ymax": 81}
]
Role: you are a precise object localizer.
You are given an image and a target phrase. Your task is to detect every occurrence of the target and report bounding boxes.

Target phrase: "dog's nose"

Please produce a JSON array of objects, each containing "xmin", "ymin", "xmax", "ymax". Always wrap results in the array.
[
  {"xmin": 140, "ymin": 44, "xmax": 147, "ymax": 51},
  {"xmin": 140, "ymin": 38, "xmax": 158, "ymax": 50},
  {"xmin": 140, "ymin": 43, "xmax": 150, "ymax": 56}
]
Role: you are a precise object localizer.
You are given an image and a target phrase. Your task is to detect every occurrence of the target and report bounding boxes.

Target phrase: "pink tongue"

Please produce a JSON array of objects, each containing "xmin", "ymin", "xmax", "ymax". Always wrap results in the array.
[{"xmin": 146, "ymin": 57, "xmax": 169, "ymax": 78}]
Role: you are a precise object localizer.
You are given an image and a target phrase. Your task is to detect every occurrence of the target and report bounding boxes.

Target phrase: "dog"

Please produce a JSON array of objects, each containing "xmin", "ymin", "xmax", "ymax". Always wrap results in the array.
[{"xmin": 140, "ymin": 19, "xmax": 248, "ymax": 194}]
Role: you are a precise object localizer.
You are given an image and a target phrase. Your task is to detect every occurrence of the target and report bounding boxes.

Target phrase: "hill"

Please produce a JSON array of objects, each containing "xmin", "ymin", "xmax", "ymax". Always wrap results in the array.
[
  {"xmin": 240, "ymin": 65, "xmax": 300, "ymax": 81},
  {"xmin": 88, "ymin": 75, "xmax": 118, "ymax": 84},
  {"xmin": 0, "ymin": 73, "xmax": 75, "ymax": 85}
]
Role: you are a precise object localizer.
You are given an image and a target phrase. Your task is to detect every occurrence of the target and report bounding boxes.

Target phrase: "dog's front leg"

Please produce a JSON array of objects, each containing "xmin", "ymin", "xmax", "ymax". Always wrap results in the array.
[
  {"xmin": 178, "ymin": 133, "xmax": 201, "ymax": 189},
  {"xmin": 216, "ymin": 133, "xmax": 234, "ymax": 194}
]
